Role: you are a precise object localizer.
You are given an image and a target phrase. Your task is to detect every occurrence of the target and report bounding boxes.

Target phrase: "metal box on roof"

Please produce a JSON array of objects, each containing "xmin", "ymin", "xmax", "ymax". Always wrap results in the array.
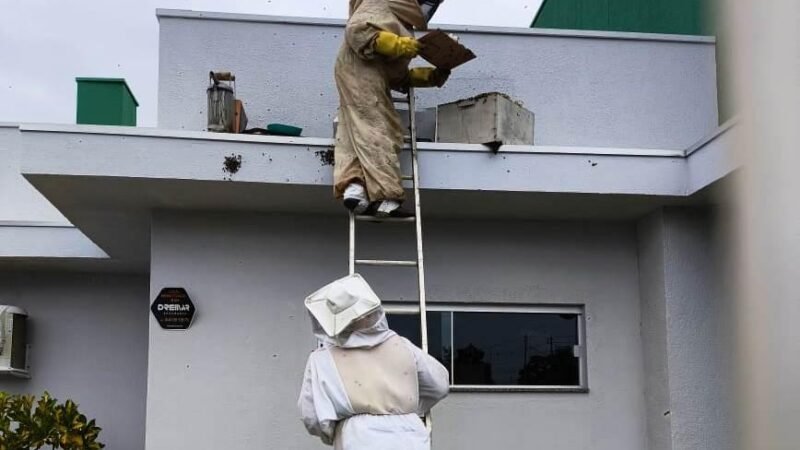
[
  {"xmin": 398, "ymin": 107, "xmax": 437, "ymax": 142},
  {"xmin": 76, "ymin": 78, "xmax": 138, "ymax": 126},
  {"xmin": 436, "ymin": 92, "xmax": 535, "ymax": 149}
]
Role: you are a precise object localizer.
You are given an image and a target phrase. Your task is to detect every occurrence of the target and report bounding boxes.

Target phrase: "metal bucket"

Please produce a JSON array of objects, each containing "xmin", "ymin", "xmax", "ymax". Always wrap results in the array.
[{"xmin": 207, "ymin": 72, "xmax": 235, "ymax": 133}]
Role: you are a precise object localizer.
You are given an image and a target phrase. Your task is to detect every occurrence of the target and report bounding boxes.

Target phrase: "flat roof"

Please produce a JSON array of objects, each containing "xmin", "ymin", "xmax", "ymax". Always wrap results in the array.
[{"xmin": 156, "ymin": 9, "xmax": 716, "ymax": 44}]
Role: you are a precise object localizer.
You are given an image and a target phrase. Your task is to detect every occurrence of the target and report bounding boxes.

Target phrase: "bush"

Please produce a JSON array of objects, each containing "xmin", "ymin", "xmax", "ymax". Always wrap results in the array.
[{"xmin": 0, "ymin": 392, "xmax": 104, "ymax": 450}]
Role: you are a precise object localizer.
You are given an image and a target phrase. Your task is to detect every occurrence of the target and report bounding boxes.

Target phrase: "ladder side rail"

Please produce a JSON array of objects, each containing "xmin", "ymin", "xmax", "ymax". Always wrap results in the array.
[
  {"xmin": 408, "ymin": 89, "xmax": 433, "ymax": 434},
  {"xmin": 409, "ymin": 88, "xmax": 429, "ymax": 355},
  {"xmin": 349, "ymin": 213, "xmax": 356, "ymax": 275}
]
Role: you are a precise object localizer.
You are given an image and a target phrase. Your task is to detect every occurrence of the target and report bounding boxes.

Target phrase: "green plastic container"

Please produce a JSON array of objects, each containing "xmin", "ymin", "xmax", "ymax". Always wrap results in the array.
[
  {"xmin": 76, "ymin": 78, "xmax": 139, "ymax": 126},
  {"xmin": 266, "ymin": 123, "xmax": 303, "ymax": 137}
]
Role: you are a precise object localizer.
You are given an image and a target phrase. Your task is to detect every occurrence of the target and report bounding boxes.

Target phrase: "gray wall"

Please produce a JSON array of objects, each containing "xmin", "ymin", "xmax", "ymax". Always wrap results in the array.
[
  {"xmin": 636, "ymin": 207, "xmax": 734, "ymax": 450},
  {"xmin": 0, "ymin": 271, "xmax": 149, "ymax": 450},
  {"xmin": 148, "ymin": 211, "xmax": 646, "ymax": 450},
  {"xmin": 157, "ymin": 11, "xmax": 718, "ymax": 149}
]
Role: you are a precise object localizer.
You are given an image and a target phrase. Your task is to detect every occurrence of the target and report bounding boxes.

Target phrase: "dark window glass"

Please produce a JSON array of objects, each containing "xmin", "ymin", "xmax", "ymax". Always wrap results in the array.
[
  {"xmin": 387, "ymin": 312, "xmax": 451, "ymax": 377},
  {"xmin": 453, "ymin": 312, "xmax": 579, "ymax": 386},
  {"xmin": 388, "ymin": 310, "xmax": 581, "ymax": 387}
]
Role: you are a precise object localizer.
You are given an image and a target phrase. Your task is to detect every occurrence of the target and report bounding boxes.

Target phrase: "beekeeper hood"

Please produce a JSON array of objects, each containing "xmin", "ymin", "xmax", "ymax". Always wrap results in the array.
[
  {"xmin": 305, "ymin": 274, "xmax": 396, "ymax": 348},
  {"xmin": 418, "ymin": 0, "xmax": 445, "ymax": 23},
  {"xmin": 350, "ymin": 0, "xmax": 428, "ymax": 30}
]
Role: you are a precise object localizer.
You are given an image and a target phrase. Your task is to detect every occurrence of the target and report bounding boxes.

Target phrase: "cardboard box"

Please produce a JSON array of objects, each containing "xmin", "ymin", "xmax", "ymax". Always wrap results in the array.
[{"xmin": 233, "ymin": 100, "xmax": 248, "ymax": 134}]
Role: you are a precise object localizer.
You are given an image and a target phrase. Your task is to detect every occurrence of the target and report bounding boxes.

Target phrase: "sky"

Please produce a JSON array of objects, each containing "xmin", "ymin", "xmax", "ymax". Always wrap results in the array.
[{"xmin": 0, "ymin": 0, "xmax": 542, "ymax": 127}]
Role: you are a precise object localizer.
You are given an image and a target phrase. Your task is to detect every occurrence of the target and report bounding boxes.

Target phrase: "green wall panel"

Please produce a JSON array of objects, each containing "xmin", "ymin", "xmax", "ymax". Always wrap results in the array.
[
  {"xmin": 608, "ymin": 0, "xmax": 640, "ymax": 31},
  {"xmin": 579, "ymin": 0, "xmax": 609, "ymax": 31},
  {"xmin": 533, "ymin": 0, "xmax": 714, "ymax": 36}
]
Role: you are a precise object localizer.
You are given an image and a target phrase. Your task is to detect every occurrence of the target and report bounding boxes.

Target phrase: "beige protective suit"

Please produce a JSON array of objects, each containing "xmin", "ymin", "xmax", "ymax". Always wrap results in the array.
[{"xmin": 333, "ymin": 0, "xmax": 427, "ymax": 203}]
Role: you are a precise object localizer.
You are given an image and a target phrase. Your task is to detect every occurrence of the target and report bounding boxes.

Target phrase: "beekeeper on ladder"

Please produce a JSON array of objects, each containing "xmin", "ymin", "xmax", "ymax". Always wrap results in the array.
[
  {"xmin": 334, "ymin": 0, "xmax": 450, "ymax": 217},
  {"xmin": 298, "ymin": 274, "xmax": 449, "ymax": 450}
]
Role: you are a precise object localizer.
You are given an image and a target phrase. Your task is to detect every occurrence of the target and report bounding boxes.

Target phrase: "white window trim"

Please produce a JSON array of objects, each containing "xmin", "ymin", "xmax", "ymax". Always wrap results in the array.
[{"xmin": 384, "ymin": 303, "xmax": 589, "ymax": 393}]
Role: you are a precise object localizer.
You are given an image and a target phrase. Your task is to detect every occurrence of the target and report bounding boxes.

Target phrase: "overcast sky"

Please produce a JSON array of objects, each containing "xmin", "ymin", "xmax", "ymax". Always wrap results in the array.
[{"xmin": 0, "ymin": 0, "xmax": 542, "ymax": 126}]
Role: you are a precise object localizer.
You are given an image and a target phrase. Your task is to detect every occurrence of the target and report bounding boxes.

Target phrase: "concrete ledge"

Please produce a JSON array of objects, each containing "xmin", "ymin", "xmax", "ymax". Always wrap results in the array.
[
  {"xmin": 20, "ymin": 124, "xmax": 685, "ymax": 157},
  {"xmin": 19, "ymin": 123, "xmax": 337, "ymax": 148},
  {"xmin": 685, "ymin": 118, "xmax": 739, "ymax": 157},
  {"xmin": 19, "ymin": 124, "xmax": 688, "ymax": 196},
  {"xmin": 686, "ymin": 119, "xmax": 740, "ymax": 194}
]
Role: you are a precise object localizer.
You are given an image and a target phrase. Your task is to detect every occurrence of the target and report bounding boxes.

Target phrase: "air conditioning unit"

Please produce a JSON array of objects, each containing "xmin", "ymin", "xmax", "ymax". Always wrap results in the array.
[{"xmin": 0, "ymin": 306, "xmax": 29, "ymax": 378}]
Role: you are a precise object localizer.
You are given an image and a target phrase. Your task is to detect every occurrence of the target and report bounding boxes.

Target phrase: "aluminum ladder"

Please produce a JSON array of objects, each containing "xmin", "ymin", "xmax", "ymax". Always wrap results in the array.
[{"xmin": 347, "ymin": 87, "xmax": 432, "ymax": 430}]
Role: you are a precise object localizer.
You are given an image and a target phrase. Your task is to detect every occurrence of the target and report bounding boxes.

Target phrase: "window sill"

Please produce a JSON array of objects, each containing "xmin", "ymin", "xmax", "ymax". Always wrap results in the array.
[{"xmin": 449, "ymin": 385, "xmax": 589, "ymax": 393}]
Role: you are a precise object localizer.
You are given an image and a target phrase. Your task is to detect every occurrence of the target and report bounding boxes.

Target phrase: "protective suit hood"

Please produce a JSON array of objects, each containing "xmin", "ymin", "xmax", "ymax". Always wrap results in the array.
[
  {"xmin": 311, "ymin": 309, "xmax": 396, "ymax": 349},
  {"xmin": 350, "ymin": 0, "xmax": 428, "ymax": 30},
  {"xmin": 418, "ymin": 0, "xmax": 445, "ymax": 24}
]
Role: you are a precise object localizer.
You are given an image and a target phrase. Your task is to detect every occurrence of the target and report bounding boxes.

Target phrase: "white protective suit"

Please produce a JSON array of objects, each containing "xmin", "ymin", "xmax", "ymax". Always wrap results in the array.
[{"xmin": 298, "ymin": 310, "xmax": 449, "ymax": 450}]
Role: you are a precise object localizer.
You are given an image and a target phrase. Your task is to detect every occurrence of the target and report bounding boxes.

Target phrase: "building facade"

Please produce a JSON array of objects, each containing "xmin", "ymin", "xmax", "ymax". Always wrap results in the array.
[{"xmin": 0, "ymin": 9, "xmax": 738, "ymax": 450}]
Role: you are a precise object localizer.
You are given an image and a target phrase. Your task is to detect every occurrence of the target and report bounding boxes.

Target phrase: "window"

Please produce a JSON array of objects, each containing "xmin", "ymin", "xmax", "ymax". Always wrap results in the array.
[{"xmin": 386, "ymin": 305, "xmax": 587, "ymax": 392}]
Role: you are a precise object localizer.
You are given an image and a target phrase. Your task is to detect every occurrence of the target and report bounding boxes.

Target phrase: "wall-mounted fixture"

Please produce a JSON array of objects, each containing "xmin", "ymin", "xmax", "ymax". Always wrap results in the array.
[{"xmin": 0, "ymin": 306, "xmax": 30, "ymax": 378}]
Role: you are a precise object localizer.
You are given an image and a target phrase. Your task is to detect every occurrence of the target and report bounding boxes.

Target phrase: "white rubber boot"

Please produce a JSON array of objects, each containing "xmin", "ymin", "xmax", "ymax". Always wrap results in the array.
[
  {"xmin": 375, "ymin": 200, "xmax": 401, "ymax": 217},
  {"xmin": 343, "ymin": 183, "xmax": 369, "ymax": 214}
]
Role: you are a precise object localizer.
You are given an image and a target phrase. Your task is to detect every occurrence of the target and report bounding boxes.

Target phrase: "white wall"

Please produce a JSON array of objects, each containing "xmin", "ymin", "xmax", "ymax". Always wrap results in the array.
[
  {"xmin": 637, "ymin": 211, "xmax": 674, "ymax": 450},
  {"xmin": 148, "ymin": 211, "xmax": 646, "ymax": 450},
  {"xmin": 157, "ymin": 11, "xmax": 718, "ymax": 149},
  {"xmin": 661, "ymin": 208, "xmax": 734, "ymax": 450},
  {"xmin": 636, "ymin": 207, "xmax": 734, "ymax": 450},
  {"xmin": 0, "ymin": 271, "xmax": 149, "ymax": 450},
  {"xmin": 0, "ymin": 126, "xmax": 107, "ymax": 261},
  {"xmin": 0, "ymin": 125, "xmax": 66, "ymax": 223}
]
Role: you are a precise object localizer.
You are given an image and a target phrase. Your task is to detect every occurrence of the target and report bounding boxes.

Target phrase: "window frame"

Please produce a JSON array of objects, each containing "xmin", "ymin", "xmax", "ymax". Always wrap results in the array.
[{"xmin": 384, "ymin": 303, "xmax": 589, "ymax": 393}]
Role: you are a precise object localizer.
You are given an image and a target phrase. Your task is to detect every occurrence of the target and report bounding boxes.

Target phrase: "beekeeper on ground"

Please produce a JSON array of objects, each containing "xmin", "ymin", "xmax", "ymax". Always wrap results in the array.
[
  {"xmin": 298, "ymin": 274, "xmax": 450, "ymax": 449},
  {"xmin": 335, "ymin": 0, "xmax": 449, "ymax": 217}
]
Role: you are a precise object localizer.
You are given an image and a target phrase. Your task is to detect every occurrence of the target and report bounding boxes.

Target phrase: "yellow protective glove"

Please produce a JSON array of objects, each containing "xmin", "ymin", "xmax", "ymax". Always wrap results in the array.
[
  {"xmin": 374, "ymin": 31, "xmax": 421, "ymax": 59},
  {"xmin": 408, "ymin": 67, "xmax": 451, "ymax": 88}
]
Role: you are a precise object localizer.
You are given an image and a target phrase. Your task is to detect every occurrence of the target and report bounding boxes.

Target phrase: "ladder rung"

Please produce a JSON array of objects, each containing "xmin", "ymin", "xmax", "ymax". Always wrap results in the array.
[
  {"xmin": 392, "ymin": 96, "xmax": 410, "ymax": 104},
  {"xmin": 355, "ymin": 259, "xmax": 418, "ymax": 267},
  {"xmin": 355, "ymin": 215, "xmax": 416, "ymax": 223}
]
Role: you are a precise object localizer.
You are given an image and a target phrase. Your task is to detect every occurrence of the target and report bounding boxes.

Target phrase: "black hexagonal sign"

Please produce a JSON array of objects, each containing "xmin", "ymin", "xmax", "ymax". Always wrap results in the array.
[{"xmin": 151, "ymin": 287, "xmax": 196, "ymax": 330}]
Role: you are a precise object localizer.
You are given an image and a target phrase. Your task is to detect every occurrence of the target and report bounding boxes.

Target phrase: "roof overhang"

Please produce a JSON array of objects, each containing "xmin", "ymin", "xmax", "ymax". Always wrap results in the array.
[
  {"xmin": 0, "ymin": 124, "xmax": 110, "ymax": 271},
  {"xmin": 18, "ymin": 123, "xmax": 739, "ymax": 273},
  {"xmin": 0, "ymin": 221, "xmax": 110, "ymax": 271}
]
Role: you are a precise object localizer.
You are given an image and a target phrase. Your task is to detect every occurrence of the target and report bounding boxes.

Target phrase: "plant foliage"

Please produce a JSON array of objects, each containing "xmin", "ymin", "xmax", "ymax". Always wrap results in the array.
[{"xmin": 0, "ymin": 392, "xmax": 104, "ymax": 450}]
